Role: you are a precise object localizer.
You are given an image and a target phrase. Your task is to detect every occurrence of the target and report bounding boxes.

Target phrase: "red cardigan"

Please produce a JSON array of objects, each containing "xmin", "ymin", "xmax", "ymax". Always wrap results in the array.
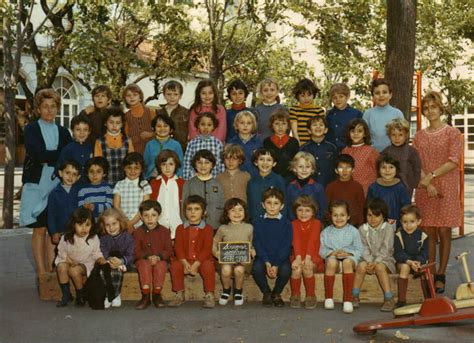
[
  {"xmin": 174, "ymin": 223, "xmax": 214, "ymax": 263},
  {"xmin": 291, "ymin": 218, "xmax": 323, "ymax": 270},
  {"xmin": 133, "ymin": 225, "xmax": 173, "ymax": 261}
]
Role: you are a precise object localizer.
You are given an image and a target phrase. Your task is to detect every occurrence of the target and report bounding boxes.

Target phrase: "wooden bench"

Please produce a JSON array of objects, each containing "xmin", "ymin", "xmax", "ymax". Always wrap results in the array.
[{"xmin": 39, "ymin": 272, "xmax": 423, "ymax": 303}]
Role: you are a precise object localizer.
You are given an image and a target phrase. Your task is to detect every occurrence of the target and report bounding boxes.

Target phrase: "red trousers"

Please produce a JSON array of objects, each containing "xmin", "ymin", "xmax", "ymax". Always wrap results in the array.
[
  {"xmin": 169, "ymin": 259, "xmax": 215, "ymax": 292},
  {"xmin": 135, "ymin": 259, "xmax": 167, "ymax": 290}
]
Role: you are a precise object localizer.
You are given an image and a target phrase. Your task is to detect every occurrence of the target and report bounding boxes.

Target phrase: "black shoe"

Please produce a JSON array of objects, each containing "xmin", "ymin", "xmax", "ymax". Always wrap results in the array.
[
  {"xmin": 272, "ymin": 294, "xmax": 284, "ymax": 307},
  {"xmin": 395, "ymin": 301, "xmax": 407, "ymax": 308},
  {"xmin": 152, "ymin": 293, "xmax": 166, "ymax": 308},
  {"xmin": 56, "ymin": 293, "xmax": 73, "ymax": 307},
  {"xmin": 434, "ymin": 274, "xmax": 446, "ymax": 294},
  {"xmin": 262, "ymin": 292, "xmax": 273, "ymax": 307},
  {"xmin": 75, "ymin": 289, "xmax": 86, "ymax": 307}
]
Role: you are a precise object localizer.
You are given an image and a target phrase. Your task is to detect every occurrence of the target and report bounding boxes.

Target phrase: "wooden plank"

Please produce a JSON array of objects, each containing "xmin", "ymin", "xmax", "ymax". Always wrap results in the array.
[{"xmin": 39, "ymin": 272, "xmax": 423, "ymax": 303}]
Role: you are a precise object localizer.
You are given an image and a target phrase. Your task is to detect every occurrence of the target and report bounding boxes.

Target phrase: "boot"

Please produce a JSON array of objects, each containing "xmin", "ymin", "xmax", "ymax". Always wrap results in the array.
[
  {"xmin": 135, "ymin": 293, "xmax": 151, "ymax": 310},
  {"xmin": 152, "ymin": 293, "xmax": 166, "ymax": 308}
]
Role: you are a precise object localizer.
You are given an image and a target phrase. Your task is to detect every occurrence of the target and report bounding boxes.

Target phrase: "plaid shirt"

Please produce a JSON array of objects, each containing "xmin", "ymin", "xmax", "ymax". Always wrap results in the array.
[
  {"xmin": 113, "ymin": 178, "xmax": 152, "ymax": 228},
  {"xmin": 100, "ymin": 136, "xmax": 129, "ymax": 186},
  {"xmin": 182, "ymin": 135, "xmax": 225, "ymax": 180}
]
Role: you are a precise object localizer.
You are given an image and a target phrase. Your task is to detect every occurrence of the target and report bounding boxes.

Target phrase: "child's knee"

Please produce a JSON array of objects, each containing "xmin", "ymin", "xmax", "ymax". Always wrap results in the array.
[
  {"xmin": 56, "ymin": 262, "xmax": 69, "ymax": 272},
  {"xmin": 398, "ymin": 264, "xmax": 411, "ymax": 276},
  {"xmin": 220, "ymin": 265, "xmax": 232, "ymax": 277},
  {"xmin": 342, "ymin": 258, "xmax": 354, "ymax": 272},
  {"xmin": 233, "ymin": 266, "xmax": 245, "ymax": 277},
  {"xmin": 374, "ymin": 263, "xmax": 387, "ymax": 274},
  {"xmin": 302, "ymin": 263, "xmax": 314, "ymax": 276}
]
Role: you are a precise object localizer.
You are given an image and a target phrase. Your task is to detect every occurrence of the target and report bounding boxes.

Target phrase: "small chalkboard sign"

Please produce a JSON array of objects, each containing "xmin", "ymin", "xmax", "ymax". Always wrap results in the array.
[{"xmin": 218, "ymin": 242, "xmax": 251, "ymax": 264}]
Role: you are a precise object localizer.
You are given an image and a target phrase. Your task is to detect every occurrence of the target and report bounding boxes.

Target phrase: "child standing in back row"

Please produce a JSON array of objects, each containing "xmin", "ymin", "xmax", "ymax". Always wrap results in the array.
[
  {"xmin": 325, "ymin": 83, "xmax": 363, "ymax": 151},
  {"xmin": 123, "ymin": 83, "xmax": 156, "ymax": 155},
  {"xmin": 289, "ymin": 78, "xmax": 325, "ymax": 145},
  {"xmin": 79, "ymin": 85, "xmax": 112, "ymax": 145},
  {"xmin": 255, "ymin": 78, "xmax": 285, "ymax": 140},
  {"xmin": 188, "ymin": 79, "xmax": 227, "ymax": 143},
  {"xmin": 225, "ymin": 79, "xmax": 252, "ymax": 142},
  {"xmin": 363, "ymin": 79, "xmax": 404, "ymax": 152}
]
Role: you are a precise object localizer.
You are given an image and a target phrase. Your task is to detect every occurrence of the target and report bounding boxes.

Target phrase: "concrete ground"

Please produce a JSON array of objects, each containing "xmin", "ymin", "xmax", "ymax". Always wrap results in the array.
[{"xmin": 1, "ymin": 172, "xmax": 473, "ymax": 342}]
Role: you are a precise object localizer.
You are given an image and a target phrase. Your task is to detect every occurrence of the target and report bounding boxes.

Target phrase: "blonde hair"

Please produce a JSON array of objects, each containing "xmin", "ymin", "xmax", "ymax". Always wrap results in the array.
[
  {"xmin": 385, "ymin": 117, "xmax": 410, "ymax": 136},
  {"xmin": 34, "ymin": 89, "xmax": 61, "ymax": 116},
  {"xmin": 233, "ymin": 110, "xmax": 257, "ymax": 134},
  {"xmin": 99, "ymin": 208, "xmax": 129, "ymax": 235},
  {"xmin": 290, "ymin": 151, "xmax": 316, "ymax": 174},
  {"xmin": 422, "ymin": 91, "xmax": 445, "ymax": 114},
  {"xmin": 257, "ymin": 78, "xmax": 279, "ymax": 96}
]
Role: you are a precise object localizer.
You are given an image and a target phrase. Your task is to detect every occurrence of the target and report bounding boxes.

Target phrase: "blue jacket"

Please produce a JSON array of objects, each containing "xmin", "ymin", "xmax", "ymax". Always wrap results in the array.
[
  {"xmin": 300, "ymin": 138, "xmax": 338, "ymax": 187},
  {"xmin": 56, "ymin": 141, "xmax": 93, "ymax": 178},
  {"xmin": 22, "ymin": 120, "xmax": 72, "ymax": 184},
  {"xmin": 286, "ymin": 179, "xmax": 327, "ymax": 221},
  {"xmin": 247, "ymin": 172, "xmax": 287, "ymax": 221},
  {"xmin": 253, "ymin": 215, "xmax": 292, "ymax": 266},
  {"xmin": 228, "ymin": 134, "xmax": 262, "ymax": 177},
  {"xmin": 326, "ymin": 105, "xmax": 363, "ymax": 150},
  {"xmin": 394, "ymin": 229, "xmax": 428, "ymax": 264},
  {"xmin": 47, "ymin": 183, "xmax": 79, "ymax": 235}
]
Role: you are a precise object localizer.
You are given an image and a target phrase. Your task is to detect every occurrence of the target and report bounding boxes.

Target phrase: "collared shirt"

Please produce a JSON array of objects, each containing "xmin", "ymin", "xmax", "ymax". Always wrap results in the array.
[{"xmin": 182, "ymin": 135, "xmax": 225, "ymax": 180}]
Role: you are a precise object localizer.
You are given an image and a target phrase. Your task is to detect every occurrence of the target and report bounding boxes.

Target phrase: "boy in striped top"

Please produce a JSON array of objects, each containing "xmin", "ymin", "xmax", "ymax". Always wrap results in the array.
[{"xmin": 289, "ymin": 78, "xmax": 325, "ymax": 145}]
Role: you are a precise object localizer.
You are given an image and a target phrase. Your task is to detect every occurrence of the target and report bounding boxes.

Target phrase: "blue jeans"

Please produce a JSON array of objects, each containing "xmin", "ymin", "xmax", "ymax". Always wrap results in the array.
[{"xmin": 252, "ymin": 259, "xmax": 291, "ymax": 295}]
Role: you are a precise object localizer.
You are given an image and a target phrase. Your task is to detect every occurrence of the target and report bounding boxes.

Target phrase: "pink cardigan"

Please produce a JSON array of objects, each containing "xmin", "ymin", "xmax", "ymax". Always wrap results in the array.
[{"xmin": 188, "ymin": 104, "xmax": 227, "ymax": 143}]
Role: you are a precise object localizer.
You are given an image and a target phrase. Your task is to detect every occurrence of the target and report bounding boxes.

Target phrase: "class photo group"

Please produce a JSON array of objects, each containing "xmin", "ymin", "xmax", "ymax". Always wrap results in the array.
[{"xmin": 20, "ymin": 75, "xmax": 462, "ymax": 314}]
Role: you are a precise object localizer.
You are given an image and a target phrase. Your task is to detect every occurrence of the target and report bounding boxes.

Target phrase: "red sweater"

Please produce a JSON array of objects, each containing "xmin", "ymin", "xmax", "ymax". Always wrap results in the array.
[
  {"xmin": 291, "ymin": 218, "xmax": 323, "ymax": 269},
  {"xmin": 174, "ymin": 223, "xmax": 214, "ymax": 263},
  {"xmin": 325, "ymin": 178, "xmax": 365, "ymax": 227},
  {"xmin": 134, "ymin": 225, "xmax": 173, "ymax": 261}
]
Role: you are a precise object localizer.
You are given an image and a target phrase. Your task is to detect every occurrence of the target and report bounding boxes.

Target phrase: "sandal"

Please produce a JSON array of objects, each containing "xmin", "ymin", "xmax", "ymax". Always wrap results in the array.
[{"xmin": 434, "ymin": 274, "xmax": 446, "ymax": 294}]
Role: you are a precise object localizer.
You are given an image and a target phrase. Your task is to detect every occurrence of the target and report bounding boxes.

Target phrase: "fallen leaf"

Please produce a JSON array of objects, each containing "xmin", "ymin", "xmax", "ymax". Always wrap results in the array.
[
  {"xmin": 280, "ymin": 333, "xmax": 287, "ymax": 337},
  {"xmin": 394, "ymin": 330, "xmax": 410, "ymax": 340},
  {"xmin": 325, "ymin": 328, "xmax": 333, "ymax": 334},
  {"xmin": 338, "ymin": 329, "xmax": 343, "ymax": 333}
]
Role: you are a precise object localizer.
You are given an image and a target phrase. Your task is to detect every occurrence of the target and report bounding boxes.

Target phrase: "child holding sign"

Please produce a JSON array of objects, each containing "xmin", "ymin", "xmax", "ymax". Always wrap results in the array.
[{"xmin": 213, "ymin": 198, "xmax": 255, "ymax": 306}]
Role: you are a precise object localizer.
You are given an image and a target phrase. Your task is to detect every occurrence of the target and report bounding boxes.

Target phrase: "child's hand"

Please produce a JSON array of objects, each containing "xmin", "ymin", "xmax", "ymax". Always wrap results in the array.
[
  {"xmin": 271, "ymin": 266, "xmax": 279, "ymax": 278},
  {"xmin": 181, "ymin": 260, "xmax": 192, "ymax": 274},
  {"xmin": 190, "ymin": 261, "xmax": 200, "ymax": 276},
  {"xmin": 366, "ymin": 263, "xmax": 375, "ymax": 274},
  {"xmin": 51, "ymin": 233, "xmax": 61, "ymax": 245},
  {"xmin": 265, "ymin": 263, "xmax": 274, "ymax": 278},
  {"xmin": 97, "ymin": 257, "xmax": 107, "ymax": 265},
  {"xmin": 84, "ymin": 105, "xmax": 94, "ymax": 114},
  {"xmin": 84, "ymin": 203, "xmax": 95, "ymax": 211},
  {"xmin": 250, "ymin": 249, "xmax": 256, "ymax": 258},
  {"xmin": 108, "ymin": 257, "xmax": 121, "ymax": 269},
  {"xmin": 410, "ymin": 260, "xmax": 421, "ymax": 272},
  {"xmin": 149, "ymin": 255, "xmax": 159, "ymax": 266},
  {"xmin": 65, "ymin": 256, "xmax": 74, "ymax": 265}
]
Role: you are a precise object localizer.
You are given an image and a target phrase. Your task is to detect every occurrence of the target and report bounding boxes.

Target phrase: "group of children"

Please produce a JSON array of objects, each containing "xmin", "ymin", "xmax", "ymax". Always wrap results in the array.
[{"xmin": 45, "ymin": 76, "xmax": 439, "ymax": 313}]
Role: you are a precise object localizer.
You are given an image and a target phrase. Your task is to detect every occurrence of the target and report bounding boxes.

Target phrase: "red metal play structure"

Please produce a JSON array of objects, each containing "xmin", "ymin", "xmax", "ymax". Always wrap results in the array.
[{"xmin": 353, "ymin": 263, "xmax": 474, "ymax": 335}]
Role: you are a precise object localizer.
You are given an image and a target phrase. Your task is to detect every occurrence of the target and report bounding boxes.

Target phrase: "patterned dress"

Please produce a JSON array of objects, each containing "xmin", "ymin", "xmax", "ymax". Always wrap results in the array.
[
  {"xmin": 342, "ymin": 144, "xmax": 379, "ymax": 196},
  {"xmin": 413, "ymin": 125, "xmax": 462, "ymax": 228}
]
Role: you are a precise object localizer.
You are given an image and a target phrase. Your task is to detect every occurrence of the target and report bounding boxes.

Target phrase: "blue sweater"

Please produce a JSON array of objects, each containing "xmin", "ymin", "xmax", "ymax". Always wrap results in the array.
[
  {"xmin": 326, "ymin": 105, "xmax": 363, "ymax": 150},
  {"xmin": 255, "ymin": 103, "xmax": 285, "ymax": 140},
  {"xmin": 253, "ymin": 215, "xmax": 292, "ymax": 266},
  {"xmin": 286, "ymin": 179, "xmax": 327, "ymax": 221},
  {"xmin": 394, "ymin": 229, "xmax": 428, "ymax": 264},
  {"xmin": 143, "ymin": 137, "xmax": 184, "ymax": 179},
  {"xmin": 300, "ymin": 138, "xmax": 338, "ymax": 187},
  {"xmin": 77, "ymin": 181, "xmax": 113, "ymax": 219},
  {"xmin": 367, "ymin": 179, "xmax": 411, "ymax": 222},
  {"xmin": 247, "ymin": 172, "xmax": 287, "ymax": 221},
  {"xmin": 47, "ymin": 183, "xmax": 79, "ymax": 235},
  {"xmin": 228, "ymin": 134, "xmax": 262, "ymax": 177},
  {"xmin": 362, "ymin": 104, "xmax": 404, "ymax": 152},
  {"xmin": 56, "ymin": 141, "xmax": 93, "ymax": 178},
  {"xmin": 100, "ymin": 231, "xmax": 135, "ymax": 267}
]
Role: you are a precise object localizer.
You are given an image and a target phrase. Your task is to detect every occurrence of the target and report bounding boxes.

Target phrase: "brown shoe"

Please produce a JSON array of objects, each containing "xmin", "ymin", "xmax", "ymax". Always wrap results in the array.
[
  {"xmin": 289, "ymin": 295, "xmax": 301, "ymax": 309},
  {"xmin": 203, "ymin": 292, "xmax": 215, "ymax": 308},
  {"xmin": 135, "ymin": 293, "xmax": 151, "ymax": 310},
  {"xmin": 168, "ymin": 291, "xmax": 185, "ymax": 308},
  {"xmin": 352, "ymin": 296, "xmax": 360, "ymax": 308},
  {"xmin": 380, "ymin": 297, "xmax": 396, "ymax": 312},
  {"xmin": 304, "ymin": 296, "xmax": 317, "ymax": 310},
  {"xmin": 152, "ymin": 293, "xmax": 166, "ymax": 308}
]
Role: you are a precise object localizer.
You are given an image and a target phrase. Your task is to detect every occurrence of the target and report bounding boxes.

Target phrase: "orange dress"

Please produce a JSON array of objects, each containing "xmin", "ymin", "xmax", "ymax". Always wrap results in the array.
[{"xmin": 413, "ymin": 125, "xmax": 462, "ymax": 228}]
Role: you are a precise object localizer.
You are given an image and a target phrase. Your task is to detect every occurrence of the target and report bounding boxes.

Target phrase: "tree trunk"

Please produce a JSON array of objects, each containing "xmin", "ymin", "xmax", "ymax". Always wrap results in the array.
[
  {"xmin": 384, "ymin": 0, "xmax": 417, "ymax": 119},
  {"xmin": 2, "ymin": 15, "xmax": 17, "ymax": 229}
]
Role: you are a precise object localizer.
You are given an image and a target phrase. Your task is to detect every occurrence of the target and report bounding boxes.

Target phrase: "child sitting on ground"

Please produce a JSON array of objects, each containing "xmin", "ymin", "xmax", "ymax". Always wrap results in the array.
[
  {"xmin": 325, "ymin": 83, "xmax": 363, "ymax": 151},
  {"xmin": 289, "ymin": 195, "xmax": 323, "ymax": 310},
  {"xmin": 149, "ymin": 150, "xmax": 184, "ymax": 239},
  {"xmin": 123, "ymin": 83, "xmax": 156, "ymax": 155},
  {"xmin": 48, "ymin": 159, "xmax": 81, "ymax": 245},
  {"xmin": 77, "ymin": 157, "xmax": 113, "ymax": 221},
  {"xmin": 169, "ymin": 195, "xmax": 216, "ymax": 308},
  {"xmin": 227, "ymin": 110, "xmax": 262, "ymax": 177},
  {"xmin": 263, "ymin": 109, "xmax": 300, "ymax": 180},
  {"xmin": 182, "ymin": 112, "xmax": 225, "ymax": 180},
  {"xmin": 213, "ymin": 198, "xmax": 255, "ymax": 306},
  {"xmin": 134, "ymin": 200, "xmax": 173, "ymax": 310},
  {"xmin": 320, "ymin": 200, "xmax": 363, "ymax": 314},
  {"xmin": 352, "ymin": 198, "xmax": 396, "ymax": 312},
  {"xmin": 55, "ymin": 207, "xmax": 105, "ymax": 307},
  {"xmin": 286, "ymin": 152, "xmax": 327, "ymax": 221},
  {"xmin": 216, "ymin": 144, "xmax": 251, "ymax": 203},
  {"xmin": 382, "ymin": 118, "xmax": 421, "ymax": 197},
  {"xmin": 300, "ymin": 115, "xmax": 338, "ymax": 187},
  {"xmin": 394, "ymin": 204, "xmax": 429, "ymax": 307},
  {"xmin": 99, "ymin": 208, "xmax": 135, "ymax": 308},
  {"xmin": 252, "ymin": 188, "xmax": 292, "ymax": 307},
  {"xmin": 325, "ymin": 154, "xmax": 365, "ymax": 227},
  {"xmin": 156, "ymin": 80, "xmax": 189, "ymax": 152},
  {"xmin": 183, "ymin": 149, "xmax": 225, "ymax": 230},
  {"xmin": 289, "ymin": 78, "xmax": 325, "ymax": 146}
]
